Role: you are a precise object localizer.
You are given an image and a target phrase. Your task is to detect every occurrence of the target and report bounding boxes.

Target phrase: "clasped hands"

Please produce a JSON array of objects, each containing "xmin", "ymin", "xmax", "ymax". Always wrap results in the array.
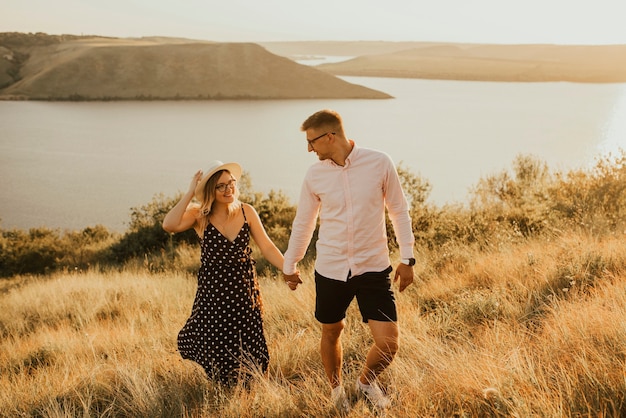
[
  {"xmin": 283, "ymin": 262, "xmax": 414, "ymax": 292},
  {"xmin": 283, "ymin": 271, "xmax": 303, "ymax": 291}
]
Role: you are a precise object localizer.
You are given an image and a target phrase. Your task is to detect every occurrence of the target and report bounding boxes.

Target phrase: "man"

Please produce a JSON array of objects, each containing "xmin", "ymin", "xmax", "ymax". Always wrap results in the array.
[{"xmin": 283, "ymin": 109, "xmax": 415, "ymax": 412}]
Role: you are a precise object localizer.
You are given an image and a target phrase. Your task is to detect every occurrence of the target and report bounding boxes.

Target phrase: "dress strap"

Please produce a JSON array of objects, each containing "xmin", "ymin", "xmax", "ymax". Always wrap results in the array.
[{"xmin": 241, "ymin": 205, "xmax": 248, "ymax": 222}]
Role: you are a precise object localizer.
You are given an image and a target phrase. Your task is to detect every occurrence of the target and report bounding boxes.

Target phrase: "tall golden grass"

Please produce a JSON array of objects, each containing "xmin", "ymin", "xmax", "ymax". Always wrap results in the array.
[{"xmin": 2, "ymin": 231, "xmax": 626, "ymax": 417}]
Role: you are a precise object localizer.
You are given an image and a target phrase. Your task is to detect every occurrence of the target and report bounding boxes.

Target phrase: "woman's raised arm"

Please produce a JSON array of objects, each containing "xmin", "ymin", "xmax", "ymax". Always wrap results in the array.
[{"xmin": 162, "ymin": 170, "xmax": 202, "ymax": 233}]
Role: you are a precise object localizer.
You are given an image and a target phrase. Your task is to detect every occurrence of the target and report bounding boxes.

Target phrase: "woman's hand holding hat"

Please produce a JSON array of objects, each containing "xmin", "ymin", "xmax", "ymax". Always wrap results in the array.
[{"xmin": 189, "ymin": 169, "xmax": 203, "ymax": 195}]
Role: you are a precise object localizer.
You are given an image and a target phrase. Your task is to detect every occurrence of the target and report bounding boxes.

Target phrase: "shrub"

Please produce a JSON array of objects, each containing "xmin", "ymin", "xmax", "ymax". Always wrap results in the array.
[
  {"xmin": 240, "ymin": 176, "xmax": 303, "ymax": 276},
  {"xmin": 0, "ymin": 225, "xmax": 115, "ymax": 277},
  {"xmin": 0, "ymin": 228, "xmax": 63, "ymax": 276},
  {"xmin": 105, "ymin": 193, "xmax": 196, "ymax": 265},
  {"xmin": 550, "ymin": 151, "xmax": 626, "ymax": 234},
  {"xmin": 470, "ymin": 154, "xmax": 555, "ymax": 238},
  {"xmin": 5, "ymin": 152, "xmax": 626, "ymax": 278}
]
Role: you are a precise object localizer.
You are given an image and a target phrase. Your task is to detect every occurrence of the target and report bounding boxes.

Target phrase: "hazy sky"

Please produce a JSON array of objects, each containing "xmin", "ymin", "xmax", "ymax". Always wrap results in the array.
[{"xmin": 2, "ymin": 0, "xmax": 626, "ymax": 45}]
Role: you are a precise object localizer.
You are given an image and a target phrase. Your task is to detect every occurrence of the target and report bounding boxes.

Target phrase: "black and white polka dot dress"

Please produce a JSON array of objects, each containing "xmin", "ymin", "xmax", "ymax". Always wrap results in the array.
[{"xmin": 177, "ymin": 208, "xmax": 268, "ymax": 384}]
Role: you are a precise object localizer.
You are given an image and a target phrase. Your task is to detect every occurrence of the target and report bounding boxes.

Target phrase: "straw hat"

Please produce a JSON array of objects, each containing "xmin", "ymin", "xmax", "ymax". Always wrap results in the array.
[{"xmin": 194, "ymin": 160, "xmax": 242, "ymax": 202}]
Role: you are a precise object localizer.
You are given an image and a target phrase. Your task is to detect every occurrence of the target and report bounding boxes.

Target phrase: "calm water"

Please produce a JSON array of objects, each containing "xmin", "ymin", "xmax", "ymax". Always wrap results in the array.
[{"xmin": 1, "ymin": 77, "xmax": 626, "ymax": 232}]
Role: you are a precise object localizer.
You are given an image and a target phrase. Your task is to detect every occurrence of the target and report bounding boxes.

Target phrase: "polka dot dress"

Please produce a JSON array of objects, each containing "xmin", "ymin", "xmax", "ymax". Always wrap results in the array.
[{"xmin": 177, "ymin": 209, "xmax": 268, "ymax": 384}]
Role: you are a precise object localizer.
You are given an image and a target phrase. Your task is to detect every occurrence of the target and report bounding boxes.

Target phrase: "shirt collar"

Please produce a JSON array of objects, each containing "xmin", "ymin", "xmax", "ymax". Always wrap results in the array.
[
  {"xmin": 324, "ymin": 140, "xmax": 358, "ymax": 168},
  {"xmin": 345, "ymin": 140, "xmax": 358, "ymax": 165}
]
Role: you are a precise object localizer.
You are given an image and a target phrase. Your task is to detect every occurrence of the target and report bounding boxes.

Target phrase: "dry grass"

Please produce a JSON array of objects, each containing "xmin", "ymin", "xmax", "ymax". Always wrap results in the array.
[{"xmin": 2, "ymin": 233, "xmax": 626, "ymax": 417}]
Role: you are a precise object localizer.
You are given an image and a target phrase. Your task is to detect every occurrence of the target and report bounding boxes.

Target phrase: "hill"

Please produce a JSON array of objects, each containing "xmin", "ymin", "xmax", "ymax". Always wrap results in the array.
[
  {"xmin": 4, "ymin": 35, "xmax": 624, "ymax": 101},
  {"xmin": 261, "ymin": 41, "xmax": 626, "ymax": 83},
  {"xmin": 0, "ymin": 34, "xmax": 391, "ymax": 100}
]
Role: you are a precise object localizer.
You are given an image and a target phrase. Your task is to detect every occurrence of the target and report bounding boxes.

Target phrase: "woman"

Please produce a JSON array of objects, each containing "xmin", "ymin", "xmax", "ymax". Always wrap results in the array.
[{"xmin": 163, "ymin": 160, "xmax": 285, "ymax": 385}]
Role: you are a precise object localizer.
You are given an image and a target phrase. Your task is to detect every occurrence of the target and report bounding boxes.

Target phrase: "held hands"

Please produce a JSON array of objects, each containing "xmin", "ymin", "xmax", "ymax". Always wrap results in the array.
[
  {"xmin": 283, "ymin": 271, "xmax": 303, "ymax": 291},
  {"xmin": 394, "ymin": 263, "xmax": 414, "ymax": 292}
]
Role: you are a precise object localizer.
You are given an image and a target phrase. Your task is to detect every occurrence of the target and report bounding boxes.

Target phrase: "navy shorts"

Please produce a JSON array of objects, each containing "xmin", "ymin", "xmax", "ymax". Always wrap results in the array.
[{"xmin": 314, "ymin": 266, "xmax": 396, "ymax": 324}]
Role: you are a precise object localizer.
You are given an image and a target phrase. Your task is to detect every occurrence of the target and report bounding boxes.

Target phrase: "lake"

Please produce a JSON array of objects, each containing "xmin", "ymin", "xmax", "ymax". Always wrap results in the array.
[{"xmin": 1, "ymin": 77, "xmax": 626, "ymax": 232}]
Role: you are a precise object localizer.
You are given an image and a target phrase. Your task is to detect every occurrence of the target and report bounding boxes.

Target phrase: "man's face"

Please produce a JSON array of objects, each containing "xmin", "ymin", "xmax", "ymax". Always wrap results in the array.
[{"xmin": 306, "ymin": 129, "xmax": 333, "ymax": 160}]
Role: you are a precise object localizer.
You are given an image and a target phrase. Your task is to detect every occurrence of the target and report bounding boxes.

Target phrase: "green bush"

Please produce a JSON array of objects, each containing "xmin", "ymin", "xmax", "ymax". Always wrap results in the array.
[
  {"xmin": 240, "ymin": 175, "xmax": 304, "ymax": 276},
  {"xmin": 470, "ymin": 154, "xmax": 555, "ymax": 237},
  {"xmin": 105, "ymin": 193, "xmax": 196, "ymax": 265},
  {"xmin": 550, "ymin": 151, "xmax": 626, "ymax": 234},
  {"xmin": 0, "ymin": 225, "xmax": 114, "ymax": 277},
  {"xmin": 0, "ymin": 228, "xmax": 63, "ymax": 275}
]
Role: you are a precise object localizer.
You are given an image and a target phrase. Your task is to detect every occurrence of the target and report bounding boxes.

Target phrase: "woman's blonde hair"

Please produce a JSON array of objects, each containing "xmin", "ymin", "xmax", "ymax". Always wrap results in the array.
[{"xmin": 195, "ymin": 169, "xmax": 241, "ymax": 233}]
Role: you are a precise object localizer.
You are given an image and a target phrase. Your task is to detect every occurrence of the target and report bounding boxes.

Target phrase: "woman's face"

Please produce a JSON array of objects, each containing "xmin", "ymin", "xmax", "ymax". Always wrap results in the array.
[{"xmin": 213, "ymin": 170, "xmax": 237, "ymax": 204}]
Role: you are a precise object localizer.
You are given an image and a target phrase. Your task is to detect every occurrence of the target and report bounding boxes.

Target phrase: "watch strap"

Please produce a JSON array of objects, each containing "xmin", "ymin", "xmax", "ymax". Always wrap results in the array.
[{"xmin": 401, "ymin": 258, "xmax": 416, "ymax": 266}]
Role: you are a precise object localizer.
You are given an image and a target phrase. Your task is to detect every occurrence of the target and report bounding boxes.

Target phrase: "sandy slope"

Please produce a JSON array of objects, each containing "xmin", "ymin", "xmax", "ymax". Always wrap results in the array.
[
  {"xmin": 0, "ymin": 37, "xmax": 391, "ymax": 100},
  {"xmin": 303, "ymin": 42, "xmax": 626, "ymax": 83}
]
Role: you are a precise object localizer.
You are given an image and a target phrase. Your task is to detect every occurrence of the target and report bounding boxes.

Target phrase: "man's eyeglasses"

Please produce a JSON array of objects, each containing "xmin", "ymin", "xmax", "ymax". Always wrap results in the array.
[
  {"xmin": 216, "ymin": 179, "xmax": 237, "ymax": 192},
  {"xmin": 307, "ymin": 132, "xmax": 334, "ymax": 146}
]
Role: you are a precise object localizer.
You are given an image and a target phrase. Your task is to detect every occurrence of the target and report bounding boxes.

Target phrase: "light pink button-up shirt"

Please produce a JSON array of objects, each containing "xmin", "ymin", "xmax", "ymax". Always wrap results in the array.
[{"xmin": 283, "ymin": 142, "xmax": 414, "ymax": 281}]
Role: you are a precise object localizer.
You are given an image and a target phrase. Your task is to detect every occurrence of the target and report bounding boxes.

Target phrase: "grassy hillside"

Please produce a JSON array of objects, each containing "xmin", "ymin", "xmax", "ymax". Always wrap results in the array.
[
  {"xmin": 0, "ymin": 34, "xmax": 390, "ymax": 100},
  {"xmin": 1, "ymin": 232, "xmax": 625, "ymax": 417},
  {"xmin": 4, "ymin": 152, "xmax": 626, "ymax": 416}
]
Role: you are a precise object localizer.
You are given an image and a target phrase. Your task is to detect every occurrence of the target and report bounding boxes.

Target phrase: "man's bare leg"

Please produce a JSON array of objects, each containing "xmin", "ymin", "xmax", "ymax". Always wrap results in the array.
[
  {"xmin": 321, "ymin": 320, "xmax": 345, "ymax": 388},
  {"xmin": 359, "ymin": 320, "xmax": 398, "ymax": 384}
]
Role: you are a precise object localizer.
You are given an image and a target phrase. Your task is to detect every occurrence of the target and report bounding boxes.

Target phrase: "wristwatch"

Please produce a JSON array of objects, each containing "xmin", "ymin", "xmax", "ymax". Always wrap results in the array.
[{"xmin": 401, "ymin": 258, "xmax": 416, "ymax": 266}]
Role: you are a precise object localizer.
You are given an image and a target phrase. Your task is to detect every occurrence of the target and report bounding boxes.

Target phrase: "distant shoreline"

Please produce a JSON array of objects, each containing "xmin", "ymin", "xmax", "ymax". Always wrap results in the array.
[
  {"xmin": 263, "ymin": 41, "xmax": 626, "ymax": 83},
  {"xmin": 4, "ymin": 35, "xmax": 626, "ymax": 103}
]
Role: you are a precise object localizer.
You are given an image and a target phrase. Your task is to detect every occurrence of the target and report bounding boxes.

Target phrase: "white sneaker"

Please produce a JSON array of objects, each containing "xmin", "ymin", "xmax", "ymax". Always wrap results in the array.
[
  {"xmin": 331, "ymin": 385, "xmax": 350, "ymax": 415},
  {"xmin": 356, "ymin": 379, "xmax": 391, "ymax": 410}
]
